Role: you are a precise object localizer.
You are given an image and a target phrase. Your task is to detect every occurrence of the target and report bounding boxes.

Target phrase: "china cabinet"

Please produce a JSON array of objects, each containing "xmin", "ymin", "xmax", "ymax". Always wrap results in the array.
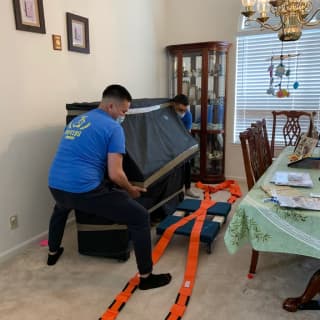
[{"xmin": 167, "ymin": 41, "xmax": 231, "ymax": 182}]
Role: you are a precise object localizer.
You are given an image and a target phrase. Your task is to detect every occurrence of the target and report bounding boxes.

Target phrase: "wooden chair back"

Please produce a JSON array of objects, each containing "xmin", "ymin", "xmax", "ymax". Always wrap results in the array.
[
  {"xmin": 270, "ymin": 110, "xmax": 316, "ymax": 157},
  {"xmin": 251, "ymin": 118, "xmax": 272, "ymax": 172},
  {"xmin": 239, "ymin": 126, "xmax": 265, "ymax": 190}
]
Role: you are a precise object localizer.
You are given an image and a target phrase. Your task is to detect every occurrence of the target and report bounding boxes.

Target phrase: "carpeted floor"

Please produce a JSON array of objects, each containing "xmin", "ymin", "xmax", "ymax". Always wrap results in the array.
[{"xmin": 0, "ymin": 182, "xmax": 319, "ymax": 320}]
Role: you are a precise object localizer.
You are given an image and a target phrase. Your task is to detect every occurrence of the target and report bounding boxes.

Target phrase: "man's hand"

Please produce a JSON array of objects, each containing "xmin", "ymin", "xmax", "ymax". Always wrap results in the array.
[
  {"xmin": 108, "ymin": 153, "xmax": 147, "ymax": 198},
  {"xmin": 128, "ymin": 186, "xmax": 147, "ymax": 199}
]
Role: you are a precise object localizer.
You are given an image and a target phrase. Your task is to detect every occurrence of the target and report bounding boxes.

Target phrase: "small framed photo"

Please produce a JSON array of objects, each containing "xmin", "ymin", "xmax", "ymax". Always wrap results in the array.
[
  {"xmin": 66, "ymin": 12, "xmax": 90, "ymax": 54},
  {"xmin": 12, "ymin": 0, "xmax": 46, "ymax": 34}
]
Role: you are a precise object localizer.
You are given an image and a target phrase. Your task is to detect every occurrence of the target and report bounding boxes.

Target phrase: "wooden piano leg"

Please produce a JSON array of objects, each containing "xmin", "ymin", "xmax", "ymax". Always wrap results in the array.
[
  {"xmin": 249, "ymin": 249, "xmax": 259, "ymax": 274},
  {"xmin": 283, "ymin": 269, "xmax": 320, "ymax": 312}
]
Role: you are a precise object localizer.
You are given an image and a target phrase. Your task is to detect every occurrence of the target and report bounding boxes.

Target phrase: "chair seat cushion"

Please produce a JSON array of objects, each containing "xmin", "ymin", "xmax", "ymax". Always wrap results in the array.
[
  {"xmin": 156, "ymin": 215, "xmax": 220, "ymax": 244},
  {"xmin": 176, "ymin": 199, "xmax": 231, "ymax": 217}
]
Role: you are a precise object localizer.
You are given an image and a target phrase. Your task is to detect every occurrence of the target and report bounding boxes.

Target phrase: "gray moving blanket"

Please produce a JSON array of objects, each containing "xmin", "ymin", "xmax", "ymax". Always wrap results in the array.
[{"xmin": 122, "ymin": 105, "xmax": 198, "ymax": 187}]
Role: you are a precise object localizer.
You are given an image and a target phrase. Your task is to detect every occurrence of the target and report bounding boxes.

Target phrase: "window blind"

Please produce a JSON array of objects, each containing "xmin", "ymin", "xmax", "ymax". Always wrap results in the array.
[{"xmin": 234, "ymin": 28, "xmax": 320, "ymax": 144}]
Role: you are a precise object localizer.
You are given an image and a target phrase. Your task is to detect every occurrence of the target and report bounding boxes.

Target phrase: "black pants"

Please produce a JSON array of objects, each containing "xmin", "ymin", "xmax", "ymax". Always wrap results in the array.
[
  {"xmin": 48, "ymin": 181, "xmax": 153, "ymax": 275},
  {"xmin": 184, "ymin": 161, "xmax": 191, "ymax": 190}
]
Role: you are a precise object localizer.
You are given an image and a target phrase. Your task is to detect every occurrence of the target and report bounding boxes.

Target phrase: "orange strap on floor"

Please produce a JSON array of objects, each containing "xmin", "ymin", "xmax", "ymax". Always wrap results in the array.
[
  {"xmin": 100, "ymin": 275, "xmax": 140, "ymax": 320},
  {"xmin": 164, "ymin": 190, "xmax": 213, "ymax": 320},
  {"xmin": 100, "ymin": 180, "xmax": 241, "ymax": 320}
]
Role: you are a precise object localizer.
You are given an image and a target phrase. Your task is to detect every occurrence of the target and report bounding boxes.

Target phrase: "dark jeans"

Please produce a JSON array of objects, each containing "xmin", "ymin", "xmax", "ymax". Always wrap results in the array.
[
  {"xmin": 184, "ymin": 161, "xmax": 191, "ymax": 190},
  {"xmin": 48, "ymin": 181, "xmax": 153, "ymax": 275}
]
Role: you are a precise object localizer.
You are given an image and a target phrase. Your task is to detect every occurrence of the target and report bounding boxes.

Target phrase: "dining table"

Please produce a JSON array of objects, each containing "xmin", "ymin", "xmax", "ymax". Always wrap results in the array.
[{"xmin": 224, "ymin": 146, "xmax": 320, "ymax": 312}]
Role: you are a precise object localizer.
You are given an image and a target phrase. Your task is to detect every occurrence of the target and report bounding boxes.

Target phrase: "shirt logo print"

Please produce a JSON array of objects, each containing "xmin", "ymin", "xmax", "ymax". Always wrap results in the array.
[{"xmin": 64, "ymin": 116, "xmax": 91, "ymax": 140}]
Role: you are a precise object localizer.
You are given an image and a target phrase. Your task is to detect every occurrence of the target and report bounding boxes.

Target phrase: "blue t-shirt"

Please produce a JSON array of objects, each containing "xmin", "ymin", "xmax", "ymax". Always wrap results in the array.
[
  {"xmin": 48, "ymin": 108, "xmax": 125, "ymax": 193},
  {"xmin": 181, "ymin": 110, "xmax": 192, "ymax": 131}
]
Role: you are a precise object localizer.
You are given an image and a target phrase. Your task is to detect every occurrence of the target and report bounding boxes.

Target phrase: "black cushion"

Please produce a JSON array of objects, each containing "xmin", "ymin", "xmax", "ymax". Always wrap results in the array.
[
  {"xmin": 156, "ymin": 215, "xmax": 220, "ymax": 244},
  {"xmin": 176, "ymin": 199, "xmax": 231, "ymax": 217}
]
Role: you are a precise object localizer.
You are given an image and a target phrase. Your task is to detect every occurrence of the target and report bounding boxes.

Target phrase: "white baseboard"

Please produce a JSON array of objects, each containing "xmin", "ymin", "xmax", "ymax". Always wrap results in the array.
[
  {"xmin": 0, "ymin": 230, "xmax": 49, "ymax": 264},
  {"xmin": 0, "ymin": 216, "xmax": 75, "ymax": 264},
  {"xmin": 225, "ymin": 175, "xmax": 246, "ymax": 183}
]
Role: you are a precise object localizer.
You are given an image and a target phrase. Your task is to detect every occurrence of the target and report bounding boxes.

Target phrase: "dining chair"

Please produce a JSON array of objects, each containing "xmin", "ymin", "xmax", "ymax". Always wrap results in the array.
[
  {"xmin": 252, "ymin": 118, "xmax": 272, "ymax": 172},
  {"xmin": 239, "ymin": 129, "xmax": 254, "ymax": 190},
  {"xmin": 239, "ymin": 126, "xmax": 264, "ymax": 190},
  {"xmin": 270, "ymin": 110, "xmax": 316, "ymax": 157},
  {"xmin": 240, "ymin": 124, "xmax": 269, "ymax": 274}
]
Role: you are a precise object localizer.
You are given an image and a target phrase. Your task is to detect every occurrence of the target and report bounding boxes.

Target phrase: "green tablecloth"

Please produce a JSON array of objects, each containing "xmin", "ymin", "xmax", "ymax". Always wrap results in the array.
[{"xmin": 224, "ymin": 147, "xmax": 320, "ymax": 259}]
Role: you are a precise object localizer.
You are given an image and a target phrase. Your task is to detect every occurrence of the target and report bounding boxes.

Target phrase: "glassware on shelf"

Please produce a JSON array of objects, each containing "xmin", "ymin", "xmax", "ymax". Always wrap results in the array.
[
  {"xmin": 196, "ymin": 88, "xmax": 201, "ymax": 105},
  {"xmin": 206, "ymin": 133, "xmax": 224, "ymax": 175},
  {"xmin": 183, "ymin": 69, "xmax": 190, "ymax": 78},
  {"xmin": 182, "ymin": 81, "xmax": 190, "ymax": 96}
]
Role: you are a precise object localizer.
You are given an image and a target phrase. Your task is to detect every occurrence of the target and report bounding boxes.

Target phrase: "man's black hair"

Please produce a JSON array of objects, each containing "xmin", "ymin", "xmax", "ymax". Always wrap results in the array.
[
  {"xmin": 102, "ymin": 84, "xmax": 132, "ymax": 102},
  {"xmin": 172, "ymin": 94, "xmax": 189, "ymax": 106}
]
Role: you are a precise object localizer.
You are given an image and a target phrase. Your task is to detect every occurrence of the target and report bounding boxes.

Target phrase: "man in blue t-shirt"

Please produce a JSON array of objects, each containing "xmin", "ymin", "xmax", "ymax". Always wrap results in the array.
[
  {"xmin": 172, "ymin": 94, "xmax": 199, "ymax": 198},
  {"xmin": 47, "ymin": 84, "xmax": 171, "ymax": 290}
]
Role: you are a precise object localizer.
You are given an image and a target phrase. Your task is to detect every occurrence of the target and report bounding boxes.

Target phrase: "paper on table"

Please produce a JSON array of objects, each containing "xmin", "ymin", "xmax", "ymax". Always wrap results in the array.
[
  {"xmin": 277, "ymin": 195, "xmax": 320, "ymax": 211},
  {"xmin": 271, "ymin": 171, "xmax": 313, "ymax": 188},
  {"xmin": 261, "ymin": 184, "xmax": 302, "ymax": 197}
]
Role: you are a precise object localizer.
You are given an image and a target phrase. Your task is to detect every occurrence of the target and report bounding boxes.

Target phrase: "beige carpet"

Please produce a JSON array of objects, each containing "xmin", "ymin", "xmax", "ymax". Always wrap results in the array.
[{"xmin": 0, "ymin": 183, "xmax": 319, "ymax": 320}]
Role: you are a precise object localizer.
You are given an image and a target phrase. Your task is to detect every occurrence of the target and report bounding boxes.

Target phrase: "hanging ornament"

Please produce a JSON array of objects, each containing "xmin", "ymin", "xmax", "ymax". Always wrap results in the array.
[
  {"xmin": 276, "ymin": 88, "xmax": 290, "ymax": 98},
  {"xmin": 286, "ymin": 58, "xmax": 291, "ymax": 94},
  {"xmin": 266, "ymin": 57, "xmax": 275, "ymax": 95},
  {"xmin": 293, "ymin": 81, "xmax": 299, "ymax": 89},
  {"xmin": 266, "ymin": 48, "xmax": 300, "ymax": 98},
  {"xmin": 293, "ymin": 54, "xmax": 300, "ymax": 89},
  {"xmin": 275, "ymin": 61, "xmax": 286, "ymax": 77}
]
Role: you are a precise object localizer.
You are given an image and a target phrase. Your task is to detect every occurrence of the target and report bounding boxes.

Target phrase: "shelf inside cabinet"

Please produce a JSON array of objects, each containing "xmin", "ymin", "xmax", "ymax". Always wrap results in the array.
[
  {"xmin": 191, "ymin": 129, "xmax": 225, "ymax": 134},
  {"xmin": 206, "ymin": 129, "xmax": 225, "ymax": 134}
]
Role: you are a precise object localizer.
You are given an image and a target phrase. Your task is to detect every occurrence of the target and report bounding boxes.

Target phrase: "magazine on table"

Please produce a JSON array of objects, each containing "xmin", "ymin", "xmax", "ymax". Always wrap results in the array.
[
  {"xmin": 271, "ymin": 171, "xmax": 314, "ymax": 188},
  {"xmin": 288, "ymin": 134, "xmax": 318, "ymax": 164}
]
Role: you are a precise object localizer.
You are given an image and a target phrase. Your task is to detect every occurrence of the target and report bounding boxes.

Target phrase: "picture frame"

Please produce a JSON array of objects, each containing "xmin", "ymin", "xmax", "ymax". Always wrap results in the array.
[
  {"xmin": 12, "ymin": 0, "xmax": 46, "ymax": 34},
  {"xmin": 66, "ymin": 12, "xmax": 90, "ymax": 54}
]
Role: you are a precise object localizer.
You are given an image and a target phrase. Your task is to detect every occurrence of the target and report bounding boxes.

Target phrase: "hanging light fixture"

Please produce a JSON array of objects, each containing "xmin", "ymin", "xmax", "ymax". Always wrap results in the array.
[{"xmin": 241, "ymin": 0, "xmax": 320, "ymax": 41}]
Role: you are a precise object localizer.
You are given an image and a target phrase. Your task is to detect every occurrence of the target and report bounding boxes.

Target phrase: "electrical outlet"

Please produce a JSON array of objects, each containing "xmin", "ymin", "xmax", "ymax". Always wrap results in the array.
[{"xmin": 9, "ymin": 215, "xmax": 18, "ymax": 229}]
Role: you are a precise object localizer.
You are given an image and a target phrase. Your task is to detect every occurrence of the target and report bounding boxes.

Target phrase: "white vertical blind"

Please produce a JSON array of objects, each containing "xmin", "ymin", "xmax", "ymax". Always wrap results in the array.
[{"xmin": 234, "ymin": 28, "xmax": 320, "ymax": 143}]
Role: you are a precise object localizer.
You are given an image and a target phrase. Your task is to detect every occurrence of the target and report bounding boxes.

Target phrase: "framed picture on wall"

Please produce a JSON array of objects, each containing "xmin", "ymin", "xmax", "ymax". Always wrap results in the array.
[
  {"xmin": 66, "ymin": 12, "xmax": 90, "ymax": 54},
  {"xmin": 12, "ymin": 0, "xmax": 46, "ymax": 34}
]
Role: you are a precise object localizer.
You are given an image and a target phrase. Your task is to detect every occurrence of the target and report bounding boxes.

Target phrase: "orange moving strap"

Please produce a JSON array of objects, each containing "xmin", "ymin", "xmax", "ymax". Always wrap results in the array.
[
  {"xmin": 100, "ymin": 180, "xmax": 241, "ymax": 320},
  {"xmin": 100, "ymin": 276, "xmax": 139, "ymax": 320}
]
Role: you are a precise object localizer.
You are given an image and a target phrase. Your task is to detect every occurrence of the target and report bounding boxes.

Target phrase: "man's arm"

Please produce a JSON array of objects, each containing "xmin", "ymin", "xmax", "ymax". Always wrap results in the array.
[
  {"xmin": 108, "ymin": 153, "xmax": 146, "ymax": 198},
  {"xmin": 185, "ymin": 111, "xmax": 192, "ymax": 132}
]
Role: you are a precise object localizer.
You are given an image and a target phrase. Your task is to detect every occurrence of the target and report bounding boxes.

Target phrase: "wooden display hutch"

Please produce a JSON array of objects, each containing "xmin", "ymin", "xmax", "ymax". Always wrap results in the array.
[{"xmin": 167, "ymin": 41, "xmax": 231, "ymax": 183}]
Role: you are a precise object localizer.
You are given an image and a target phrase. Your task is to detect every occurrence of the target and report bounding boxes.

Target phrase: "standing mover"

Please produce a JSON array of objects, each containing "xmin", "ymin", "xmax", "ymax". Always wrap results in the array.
[
  {"xmin": 47, "ymin": 84, "xmax": 171, "ymax": 290},
  {"xmin": 172, "ymin": 94, "xmax": 199, "ymax": 198}
]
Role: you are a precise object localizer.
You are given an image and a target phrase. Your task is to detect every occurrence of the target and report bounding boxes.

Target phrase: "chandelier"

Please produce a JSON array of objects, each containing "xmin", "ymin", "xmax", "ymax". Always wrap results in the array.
[{"xmin": 241, "ymin": 0, "xmax": 320, "ymax": 41}]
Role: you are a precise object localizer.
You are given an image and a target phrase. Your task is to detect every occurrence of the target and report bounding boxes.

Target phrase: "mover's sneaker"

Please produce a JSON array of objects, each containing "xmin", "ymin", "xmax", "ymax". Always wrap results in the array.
[{"xmin": 185, "ymin": 189, "xmax": 200, "ymax": 198}]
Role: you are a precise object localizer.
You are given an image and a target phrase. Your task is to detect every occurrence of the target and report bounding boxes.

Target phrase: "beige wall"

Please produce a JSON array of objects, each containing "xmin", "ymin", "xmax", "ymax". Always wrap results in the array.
[
  {"xmin": 0, "ymin": 0, "xmax": 167, "ymax": 258},
  {"xmin": 166, "ymin": 0, "xmax": 245, "ymax": 181},
  {"xmin": 1, "ymin": 0, "xmax": 246, "ymax": 259}
]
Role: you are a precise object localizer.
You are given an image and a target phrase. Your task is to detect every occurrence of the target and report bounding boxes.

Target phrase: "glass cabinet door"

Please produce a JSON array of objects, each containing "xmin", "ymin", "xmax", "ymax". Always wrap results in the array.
[
  {"xmin": 169, "ymin": 55, "xmax": 178, "ymax": 97},
  {"xmin": 169, "ymin": 51, "xmax": 203, "ymax": 131},
  {"xmin": 181, "ymin": 52, "xmax": 202, "ymax": 130},
  {"xmin": 205, "ymin": 50, "xmax": 227, "ymax": 178},
  {"xmin": 167, "ymin": 42, "xmax": 231, "ymax": 183},
  {"xmin": 207, "ymin": 51, "xmax": 226, "ymax": 131}
]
